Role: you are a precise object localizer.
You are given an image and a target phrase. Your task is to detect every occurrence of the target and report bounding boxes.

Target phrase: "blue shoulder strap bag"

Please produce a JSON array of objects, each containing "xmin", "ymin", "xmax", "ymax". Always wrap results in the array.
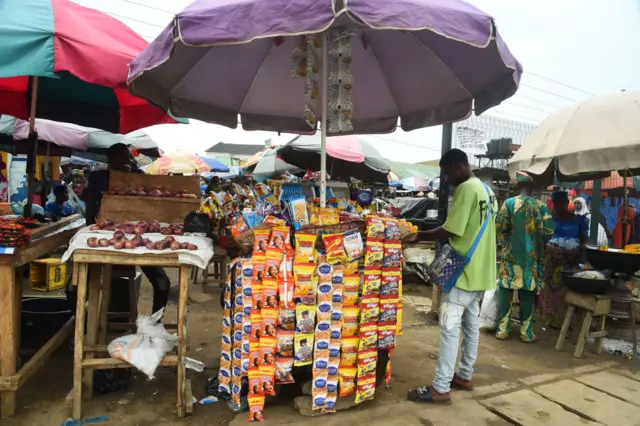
[{"xmin": 427, "ymin": 183, "xmax": 493, "ymax": 293}]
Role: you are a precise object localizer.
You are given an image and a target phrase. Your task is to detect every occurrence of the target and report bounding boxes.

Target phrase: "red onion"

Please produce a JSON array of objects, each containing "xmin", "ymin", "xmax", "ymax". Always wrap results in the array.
[
  {"xmin": 137, "ymin": 191, "xmax": 147, "ymax": 196},
  {"xmin": 134, "ymin": 227, "xmax": 145, "ymax": 236},
  {"xmin": 180, "ymin": 242, "xmax": 189, "ymax": 249},
  {"xmin": 98, "ymin": 238, "xmax": 110, "ymax": 247},
  {"xmin": 116, "ymin": 189, "xmax": 126, "ymax": 196},
  {"xmin": 187, "ymin": 244, "xmax": 198, "ymax": 250},
  {"xmin": 89, "ymin": 225, "xmax": 100, "ymax": 231},
  {"xmin": 136, "ymin": 185, "xmax": 146, "ymax": 192},
  {"xmin": 87, "ymin": 237, "xmax": 98, "ymax": 248},
  {"xmin": 108, "ymin": 239, "xmax": 116, "ymax": 246},
  {"xmin": 124, "ymin": 240, "xmax": 135, "ymax": 249},
  {"xmin": 145, "ymin": 242, "xmax": 154, "ymax": 250},
  {"xmin": 114, "ymin": 240, "xmax": 125, "ymax": 250},
  {"xmin": 161, "ymin": 190, "xmax": 172, "ymax": 198},
  {"xmin": 113, "ymin": 230, "xmax": 125, "ymax": 240},
  {"xmin": 173, "ymin": 229, "xmax": 184, "ymax": 236},
  {"xmin": 170, "ymin": 241, "xmax": 181, "ymax": 250}
]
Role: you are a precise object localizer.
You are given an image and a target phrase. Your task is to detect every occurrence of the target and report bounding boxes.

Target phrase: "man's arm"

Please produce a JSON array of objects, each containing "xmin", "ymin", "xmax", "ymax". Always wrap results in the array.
[
  {"xmin": 419, "ymin": 184, "xmax": 474, "ymax": 241},
  {"xmin": 419, "ymin": 226, "xmax": 454, "ymax": 240}
]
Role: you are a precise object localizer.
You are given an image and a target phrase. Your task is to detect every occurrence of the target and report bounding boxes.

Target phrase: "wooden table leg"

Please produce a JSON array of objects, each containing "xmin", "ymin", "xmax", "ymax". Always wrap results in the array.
[
  {"xmin": 574, "ymin": 311, "xmax": 593, "ymax": 358},
  {"xmin": 594, "ymin": 314, "xmax": 607, "ymax": 355},
  {"xmin": 83, "ymin": 264, "xmax": 101, "ymax": 399},
  {"xmin": 98, "ymin": 265, "xmax": 112, "ymax": 344},
  {"xmin": 72, "ymin": 263, "xmax": 89, "ymax": 420},
  {"xmin": 630, "ymin": 301, "xmax": 637, "ymax": 356},
  {"xmin": 176, "ymin": 265, "xmax": 190, "ymax": 418},
  {"xmin": 0, "ymin": 263, "xmax": 20, "ymax": 417},
  {"xmin": 555, "ymin": 305, "xmax": 574, "ymax": 351}
]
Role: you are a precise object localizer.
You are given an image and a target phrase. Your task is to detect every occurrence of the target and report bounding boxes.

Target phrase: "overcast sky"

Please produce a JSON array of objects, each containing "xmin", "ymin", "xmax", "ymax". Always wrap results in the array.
[{"xmin": 74, "ymin": 0, "xmax": 640, "ymax": 162}]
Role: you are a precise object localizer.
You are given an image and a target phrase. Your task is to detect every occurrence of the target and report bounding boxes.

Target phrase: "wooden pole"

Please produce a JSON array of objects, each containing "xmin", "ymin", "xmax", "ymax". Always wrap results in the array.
[
  {"xmin": 24, "ymin": 76, "xmax": 39, "ymax": 218},
  {"xmin": 623, "ymin": 169, "xmax": 629, "ymax": 247},
  {"xmin": 589, "ymin": 179, "xmax": 602, "ymax": 246}
]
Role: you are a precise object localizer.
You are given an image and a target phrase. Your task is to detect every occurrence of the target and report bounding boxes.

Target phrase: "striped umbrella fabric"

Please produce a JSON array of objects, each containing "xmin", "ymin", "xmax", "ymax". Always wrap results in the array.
[{"xmin": 0, "ymin": 0, "xmax": 179, "ymax": 133}]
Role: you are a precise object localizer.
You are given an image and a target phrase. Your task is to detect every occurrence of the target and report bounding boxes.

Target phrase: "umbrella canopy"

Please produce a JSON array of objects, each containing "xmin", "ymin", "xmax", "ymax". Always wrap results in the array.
[
  {"xmin": 251, "ymin": 148, "xmax": 302, "ymax": 177},
  {"xmin": 0, "ymin": 0, "xmax": 179, "ymax": 133},
  {"xmin": 400, "ymin": 176, "xmax": 429, "ymax": 191},
  {"xmin": 277, "ymin": 135, "xmax": 390, "ymax": 183},
  {"xmin": 200, "ymin": 156, "xmax": 231, "ymax": 172},
  {"xmin": 509, "ymin": 91, "xmax": 640, "ymax": 180},
  {"xmin": 146, "ymin": 152, "xmax": 228, "ymax": 175},
  {"xmin": 203, "ymin": 166, "xmax": 242, "ymax": 181},
  {"xmin": 128, "ymin": 0, "xmax": 521, "ymax": 135},
  {"xmin": 0, "ymin": 115, "xmax": 160, "ymax": 160}
]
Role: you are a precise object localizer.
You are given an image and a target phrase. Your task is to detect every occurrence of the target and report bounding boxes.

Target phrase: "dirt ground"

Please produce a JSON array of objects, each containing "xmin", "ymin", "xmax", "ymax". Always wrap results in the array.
[{"xmin": 5, "ymin": 270, "xmax": 633, "ymax": 426}]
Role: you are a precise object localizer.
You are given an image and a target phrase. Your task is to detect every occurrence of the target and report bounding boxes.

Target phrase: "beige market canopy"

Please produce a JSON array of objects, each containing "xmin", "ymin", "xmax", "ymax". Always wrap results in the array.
[{"xmin": 508, "ymin": 91, "xmax": 640, "ymax": 180}]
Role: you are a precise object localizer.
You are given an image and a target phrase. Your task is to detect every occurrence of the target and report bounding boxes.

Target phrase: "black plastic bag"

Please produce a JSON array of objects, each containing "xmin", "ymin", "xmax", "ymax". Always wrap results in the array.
[
  {"xmin": 184, "ymin": 211, "xmax": 216, "ymax": 243},
  {"xmin": 94, "ymin": 369, "xmax": 131, "ymax": 394}
]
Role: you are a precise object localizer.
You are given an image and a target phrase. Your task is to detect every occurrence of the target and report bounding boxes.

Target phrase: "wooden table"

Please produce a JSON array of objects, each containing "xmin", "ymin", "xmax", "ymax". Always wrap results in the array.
[
  {"xmin": 0, "ymin": 215, "xmax": 84, "ymax": 417},
  {"xmin": 69, "ymin": 250, "xmax": 193, "ymax": 420}
]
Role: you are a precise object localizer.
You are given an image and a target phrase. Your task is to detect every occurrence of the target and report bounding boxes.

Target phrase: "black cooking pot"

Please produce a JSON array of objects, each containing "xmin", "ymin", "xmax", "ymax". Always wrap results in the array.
[
  {"xmin": 21, "ymin": 297, "xmax": 72, "ymax": 347},
  {"xmin": 561, "ymin": 269, "xmax": 613, "ymax": 295},
  {"xmin": 586, "ymin": 245, "xmax": 640, "ymax": 275}
]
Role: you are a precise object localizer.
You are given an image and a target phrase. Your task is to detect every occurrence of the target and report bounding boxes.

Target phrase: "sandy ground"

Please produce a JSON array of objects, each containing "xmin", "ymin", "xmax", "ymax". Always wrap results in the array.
[{"xmin": 5, "ymin": 270, "xmax": 634, "ymax": 426}]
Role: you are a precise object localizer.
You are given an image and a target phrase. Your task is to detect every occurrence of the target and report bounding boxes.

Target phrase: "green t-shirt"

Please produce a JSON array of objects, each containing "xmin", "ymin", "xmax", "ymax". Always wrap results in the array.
[{"xmin": 442, "ymin": 178, "xmax": 498, "ymax": 292}]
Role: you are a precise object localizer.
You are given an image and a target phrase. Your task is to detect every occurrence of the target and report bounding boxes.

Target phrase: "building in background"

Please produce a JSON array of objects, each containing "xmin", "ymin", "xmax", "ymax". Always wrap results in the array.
[
  {"xmin": 204, "ymin": 142, "xmax": 265, "ymax": 166},
  {"xmin": 453, "ymin": 115, "xmax": 537, "ymax": 203}
]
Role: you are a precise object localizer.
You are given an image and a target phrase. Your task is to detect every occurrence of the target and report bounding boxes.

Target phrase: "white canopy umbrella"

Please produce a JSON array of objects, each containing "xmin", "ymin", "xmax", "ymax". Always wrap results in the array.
[{"xmin": 509, "ymin": 91, "xmax": 640, "ymax": 179}]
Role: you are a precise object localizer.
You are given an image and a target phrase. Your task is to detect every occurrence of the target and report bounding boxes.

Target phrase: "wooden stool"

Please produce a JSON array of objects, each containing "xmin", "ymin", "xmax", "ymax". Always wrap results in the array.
[
  {"xmin": 197, "ymin": 255, "xmax": 227, "ymax": 291},
  {"xmin": 555, "ymin": 291, "xmax": 611, "ymax": 358},
  {"xmin": 69, "ymin": 252, "xmax": 193, "ymax": 420},
  {"xmin": 608, "ymin": 294, "xmax": 638, "ymax": 356}
]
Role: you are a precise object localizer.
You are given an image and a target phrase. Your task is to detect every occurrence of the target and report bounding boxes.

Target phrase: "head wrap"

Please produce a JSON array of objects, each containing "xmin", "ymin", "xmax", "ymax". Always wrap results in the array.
[
  {"xmin": 551, "ymin": 191, "xmax": 569, "ymax": 203},
  {"xmin": 515, "ymin": 171, "xmax": 534, "ymax": 184},
  {"xmin": 573, "ymin": 197, "xmax": 589, "ymax": 216}
]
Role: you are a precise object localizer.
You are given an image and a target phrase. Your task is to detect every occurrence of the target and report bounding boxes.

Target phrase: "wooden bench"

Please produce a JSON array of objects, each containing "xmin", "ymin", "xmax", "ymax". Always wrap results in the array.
[{"xmin": 555, "ymin": 291, "xmax": 611, "ymax": 358}]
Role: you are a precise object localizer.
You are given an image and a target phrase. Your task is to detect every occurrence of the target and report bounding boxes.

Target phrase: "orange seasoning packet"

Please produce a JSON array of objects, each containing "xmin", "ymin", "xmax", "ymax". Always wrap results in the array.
[{"xmin": 322, "ymin": 232, "xmax": 346, "ymax": 264}]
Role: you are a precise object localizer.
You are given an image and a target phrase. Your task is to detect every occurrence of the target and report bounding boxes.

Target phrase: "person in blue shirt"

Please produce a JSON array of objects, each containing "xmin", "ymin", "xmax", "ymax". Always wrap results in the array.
[
  {"xmin": 539, "ymin": 191, "xmax": 588, "ymax": 328},
  {"xmin": 45, "ymin": 184, "xmax": 77, "ymax": 217}
]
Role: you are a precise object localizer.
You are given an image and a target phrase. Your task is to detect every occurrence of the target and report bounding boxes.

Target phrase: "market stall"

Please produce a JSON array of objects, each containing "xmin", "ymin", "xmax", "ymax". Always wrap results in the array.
[
  {"xmin": 58, "ymin": 171, "xmax": 213, "ymax": 420},
  {"xmin": 509, "ymin": 90, "xmax": 640, "ymax": 357},
  {"xmin": 0, "ymin": 214, "xmax": 84, "ymax": 417},
  {"xmin": 199, "ymin": 177, "xmax": 418, "ymax": 419}
]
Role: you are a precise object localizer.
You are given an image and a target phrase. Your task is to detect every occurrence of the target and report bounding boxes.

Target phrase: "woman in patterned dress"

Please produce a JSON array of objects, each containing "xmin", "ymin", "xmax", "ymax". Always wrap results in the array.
[
  {"xmin": 496, "ymin": 171, "xmax": 554, "ymax": 342},
  {"xmin": 539, "ymin": 191, "xmax": 588, "ymax": 328}
]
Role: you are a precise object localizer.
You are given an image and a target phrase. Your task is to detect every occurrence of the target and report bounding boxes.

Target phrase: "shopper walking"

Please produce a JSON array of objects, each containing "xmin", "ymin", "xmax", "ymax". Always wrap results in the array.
[
  {"xmin": 495, "ymin": 171, "xmax": 554, "ymax": 342},
  {"xmin": 409, "ymin": 149, "xmax": 497, "ymax": 405}
]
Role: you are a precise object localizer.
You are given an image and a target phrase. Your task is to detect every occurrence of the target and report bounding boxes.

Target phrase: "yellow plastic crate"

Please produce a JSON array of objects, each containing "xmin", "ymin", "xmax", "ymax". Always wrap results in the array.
[{"xmin": 29, "ymin": 258, "xmax": 67, "ymax": 292}]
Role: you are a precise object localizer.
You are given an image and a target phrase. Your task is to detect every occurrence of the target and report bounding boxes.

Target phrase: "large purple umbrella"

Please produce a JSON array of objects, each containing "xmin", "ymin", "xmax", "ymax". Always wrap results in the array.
[{"xmin": 128, "ymin": 0, "xmax": 521, "ymax": 205}]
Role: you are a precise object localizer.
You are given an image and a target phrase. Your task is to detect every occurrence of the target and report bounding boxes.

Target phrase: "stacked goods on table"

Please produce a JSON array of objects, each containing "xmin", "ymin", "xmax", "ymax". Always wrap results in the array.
[
  {"xmin": 217, "ymin": 214, "xmax": 405, "ymax": 422},
  {"xmin": 100, "ymin": 171, "xmax": 201, "ymax": 224},
  {"xmin": 83, "ymin": 221, "xmax": 198, "ymax": 251},
  {"xmin": 0, "ymin": 219, "xmax": 31, "ymax": 247}
]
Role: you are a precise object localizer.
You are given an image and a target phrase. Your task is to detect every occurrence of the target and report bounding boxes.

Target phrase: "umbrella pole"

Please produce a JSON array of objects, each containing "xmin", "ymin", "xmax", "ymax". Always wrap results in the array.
[
  {"xmin": 319, "ymin": 31, "xmax": 328, "ymax": 208},
  {"xmin": 623, "ymin": 169, "xmax": 629, "ymax": 246},
  {"xmin": 24, "ymin": 76, "xmax": 39, "ymax": 218}
]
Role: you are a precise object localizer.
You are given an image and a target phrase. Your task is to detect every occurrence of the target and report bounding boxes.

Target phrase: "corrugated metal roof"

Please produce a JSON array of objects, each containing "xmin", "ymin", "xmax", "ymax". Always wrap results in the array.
[{"xmin": 205, "ymin": 142, "xmax": 264, "ymax": 156}]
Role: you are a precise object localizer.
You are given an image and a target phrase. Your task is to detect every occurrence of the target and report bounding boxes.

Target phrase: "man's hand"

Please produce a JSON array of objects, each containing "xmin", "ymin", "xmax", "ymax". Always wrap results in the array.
[{"xmin": 418, "ymin": 226, "xmax": 453, "ymax": 240}]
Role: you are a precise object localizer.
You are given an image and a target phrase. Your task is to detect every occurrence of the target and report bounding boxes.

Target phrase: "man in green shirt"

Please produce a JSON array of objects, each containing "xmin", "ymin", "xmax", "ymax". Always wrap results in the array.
[{"xmin": 408, "ymin": 149, "xmax": 497, "ymax": 405}]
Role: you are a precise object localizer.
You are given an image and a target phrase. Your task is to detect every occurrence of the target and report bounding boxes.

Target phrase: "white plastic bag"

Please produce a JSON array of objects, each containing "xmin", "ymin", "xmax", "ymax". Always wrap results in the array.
[
  {"xmin": 107, "ymin": 309, "xmax": 177, "ymax": 379},
  {"xmin": 479, "ymin": 288, "xmax": 499, "ymax": 331}
]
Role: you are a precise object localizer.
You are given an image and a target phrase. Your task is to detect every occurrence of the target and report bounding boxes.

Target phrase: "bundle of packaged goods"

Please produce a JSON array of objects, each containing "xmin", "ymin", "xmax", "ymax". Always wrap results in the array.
[
  {"xmin": 0, "ymin": 219, "xmax": 31, "ymax": 247},
  {"xmin": 217, "ymin": 213, "xmax": 404, "ymax": 421}
]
